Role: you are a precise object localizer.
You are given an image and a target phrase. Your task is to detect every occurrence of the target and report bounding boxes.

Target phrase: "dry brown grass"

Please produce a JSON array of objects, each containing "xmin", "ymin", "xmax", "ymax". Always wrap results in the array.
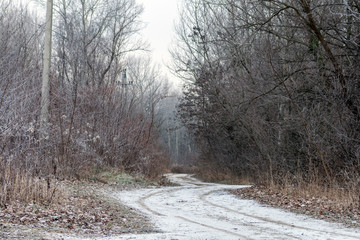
[
  {"xmin": 0, "ymin": 164, "xmax": 62, "ymax": 207},
  {"xmin": 234, "ymin": 180, "xmax": 360, "ymax": 227},
  {"xmin": 0, "ymin": 168, "xmax": 154, "ymax": 239},
  {"xmin": 233, "ymin": 174, "xmax": 360, "ymax": 227},
  {"xmin": 191, "ymin": 163, "xmax": 253, "ymax": 185},
  {"xmin": 271, "ymin": 176, "xmax": 359, "ymax": 212}
]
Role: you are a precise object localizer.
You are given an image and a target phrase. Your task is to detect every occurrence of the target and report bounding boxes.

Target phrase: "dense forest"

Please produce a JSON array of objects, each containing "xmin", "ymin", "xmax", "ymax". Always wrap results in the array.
[
  {"xmin": 172, "ymin": 0, "xmax": 360, "ymax": 191},
  {"xmin": 1, "ymin": 0, "xmax": 359, "ymax": 207}
]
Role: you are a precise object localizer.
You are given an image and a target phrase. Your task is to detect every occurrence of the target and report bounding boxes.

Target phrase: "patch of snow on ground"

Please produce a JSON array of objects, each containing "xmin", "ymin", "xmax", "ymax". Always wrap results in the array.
[{"xmin": 57, "ymin": 174, "xmax": 360, "ymax": 240}]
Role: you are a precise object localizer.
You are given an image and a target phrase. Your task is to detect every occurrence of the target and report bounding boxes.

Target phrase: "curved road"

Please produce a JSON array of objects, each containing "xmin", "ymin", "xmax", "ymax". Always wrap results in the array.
[{"xmin": 112, "ymin": 174, "xmax": 359, "ymax": 240}]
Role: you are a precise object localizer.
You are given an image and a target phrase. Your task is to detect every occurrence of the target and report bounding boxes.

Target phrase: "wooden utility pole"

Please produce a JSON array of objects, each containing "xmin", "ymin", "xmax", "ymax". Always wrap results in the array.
[{"xmin": 40, "ymin": 0, "xmax": 53, "ymax": 140}]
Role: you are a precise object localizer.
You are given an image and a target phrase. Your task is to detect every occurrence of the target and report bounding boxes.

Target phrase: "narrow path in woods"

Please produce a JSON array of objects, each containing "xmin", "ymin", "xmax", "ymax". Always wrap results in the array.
[{"xmin": 64, "ymin": 173, "xmax": 359, "ymax": 240}]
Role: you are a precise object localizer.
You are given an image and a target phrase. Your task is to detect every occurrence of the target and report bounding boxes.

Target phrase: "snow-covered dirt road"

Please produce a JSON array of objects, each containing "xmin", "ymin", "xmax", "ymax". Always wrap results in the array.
[{"xmin": 64, "ymin": 173, "xmax": 359, "ymax": 240}]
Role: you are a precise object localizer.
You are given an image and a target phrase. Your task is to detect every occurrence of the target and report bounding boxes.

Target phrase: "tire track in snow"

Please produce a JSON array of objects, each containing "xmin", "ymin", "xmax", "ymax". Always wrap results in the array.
[
  {"xmin": 118, "ymin": 174, "xmax": 359, "ymax": 240},
  {"xmin": 137, "ymin": 175, "xmax": 304, "ymax": 240},
  {"xmin": 137, "ymin": 186, "xmax": 253, "ymax": 239},
  {"xmin": 176, "ymin": 215, "xmax": 253, "ymax": 240},
  {"xmin": 175, "ymin": 174, "xmax": 359, "ymax": 240},
  {"xmin": 199, "ymin": 187, "xmax": 360, "ymax": 239},
  {"xmin": 173, "ymin": 175, "xmax": 303, "ymax": 239}
]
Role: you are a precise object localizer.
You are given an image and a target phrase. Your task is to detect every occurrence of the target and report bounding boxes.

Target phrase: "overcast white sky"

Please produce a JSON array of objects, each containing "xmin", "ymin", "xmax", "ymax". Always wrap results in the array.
[
  {"xmin": 136, "ymin": 0, "xmax": 181, "ymax": 87},
  {"xmin": 137, "ymin": 0, "xmax": 179, "ymax": 65}
]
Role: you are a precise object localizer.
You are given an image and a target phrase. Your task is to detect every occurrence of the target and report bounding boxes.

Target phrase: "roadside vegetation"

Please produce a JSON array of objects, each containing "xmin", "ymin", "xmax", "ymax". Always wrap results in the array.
[
  {"xmin": 0, "ymin": 0, "xmax": 169, "ymax": 203},
  {"xmin": 0, "ymin": 170, "xmax": 157, "ymax": 239},
  {"xmin": 0, "ymin": 1, "xmax": 169, "ymax": 238},
  {"xmin": 233, "ymin": 183, "xmax": 360, "ymax": 228},
  {"xmin": 171, "ymin": 0, "xmax": 360, "ymax": 225}
]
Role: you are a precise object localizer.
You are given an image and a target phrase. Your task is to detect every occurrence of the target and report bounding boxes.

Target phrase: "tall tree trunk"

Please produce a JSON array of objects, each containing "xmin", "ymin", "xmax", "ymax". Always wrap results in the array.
[{"xmin": 40, "ymin": 0, "xmax": 53, "ymax": 140}]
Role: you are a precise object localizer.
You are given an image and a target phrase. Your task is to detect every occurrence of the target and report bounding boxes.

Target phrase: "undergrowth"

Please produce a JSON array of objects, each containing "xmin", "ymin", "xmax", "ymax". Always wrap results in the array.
[
  {"xmin": 194, "ymin": 162, "xmax": 359, "ymax": 211},
  {"xmin": 0, "ymin": 165, "xmax": 62, "ymax": 207},
  {"xmin": 0, "ymin": 164, "xmax": 159, "ymax": 208},
  {"xmin": 268, "ymin": 176, "xmax": 360, "ymax": 211}
]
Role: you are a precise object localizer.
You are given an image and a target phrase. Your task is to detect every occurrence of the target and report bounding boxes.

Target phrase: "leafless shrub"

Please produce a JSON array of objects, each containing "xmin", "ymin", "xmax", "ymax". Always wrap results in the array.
[
  {"xmin": 173, "ymin": 0, "xmax": 360, "ymax": 190},
  {"xmin": 0, "ymin": 1, "xmax": 170, "ymax": 205}
]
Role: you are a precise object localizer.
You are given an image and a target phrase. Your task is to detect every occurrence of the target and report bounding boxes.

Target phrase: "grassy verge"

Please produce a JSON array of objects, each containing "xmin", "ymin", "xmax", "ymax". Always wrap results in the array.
[
  {"xmin": 0, "ymin": 170, "xmax": 157, "ymax": 239},
  {"xmin": 232, "ymin": 182, "xmax": 360, "ymax": 228}
]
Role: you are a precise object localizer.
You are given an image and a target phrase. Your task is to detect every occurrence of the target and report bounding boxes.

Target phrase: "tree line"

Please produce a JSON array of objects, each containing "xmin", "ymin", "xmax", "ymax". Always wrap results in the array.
[
  {"xmin": 0, "ymin": 0, "xmax": 170, "ymax": 205},
  {"xmin": 172, "ymin": 0, "xmax": 360, "ymax": 187}
]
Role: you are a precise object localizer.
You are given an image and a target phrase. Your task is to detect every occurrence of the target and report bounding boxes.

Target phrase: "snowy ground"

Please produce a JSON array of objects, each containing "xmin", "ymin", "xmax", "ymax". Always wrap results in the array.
[{"xmin": 58, "ymin": 174, "xmax": 359, "ymax": 240}]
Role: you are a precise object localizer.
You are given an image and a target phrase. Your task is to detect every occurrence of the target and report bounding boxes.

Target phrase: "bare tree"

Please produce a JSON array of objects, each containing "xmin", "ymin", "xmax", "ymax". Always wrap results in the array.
[
  {"xmin": 40, "ymin": 0, "xmax": 53, "ymax": 140},
  {"xmin": 0, "ymin": 0, "xmax": 172, "ymax": 206},
  {"xmin": 0, "ymin": 1, "xmax": 45, "ymax": 205},
  {"xmin": 172, "ymin": 0, "xmax": 360, "ymax": 185}
]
